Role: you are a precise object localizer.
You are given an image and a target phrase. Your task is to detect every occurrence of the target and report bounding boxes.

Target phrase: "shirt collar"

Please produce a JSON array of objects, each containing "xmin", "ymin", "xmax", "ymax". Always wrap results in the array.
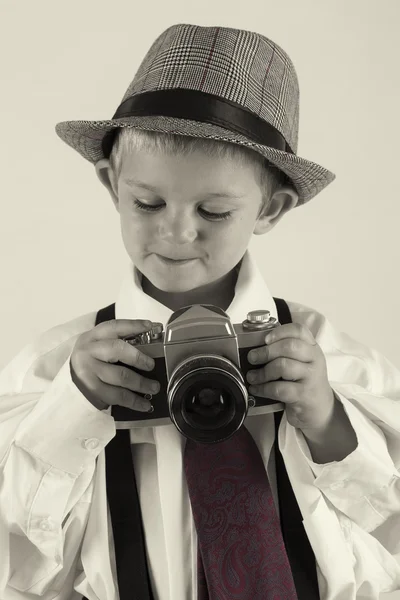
[{"xmin": 115, "ymin": 249, "xmax": 277, "ymax": 326}]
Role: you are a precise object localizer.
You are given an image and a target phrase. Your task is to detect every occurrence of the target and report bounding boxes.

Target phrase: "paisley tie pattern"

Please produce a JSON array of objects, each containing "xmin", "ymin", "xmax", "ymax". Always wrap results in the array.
[{"xmin": 184, "ymin": 425, "xmax": 298, "ymax": 599}]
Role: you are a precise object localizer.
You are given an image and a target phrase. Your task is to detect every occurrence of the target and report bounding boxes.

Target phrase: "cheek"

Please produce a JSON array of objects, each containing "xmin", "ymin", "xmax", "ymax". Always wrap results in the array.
[
  {"xmin": 205, "ymin": 221, "xmax": 253, "ymax": 258},
  {"xmin": 221, "ymin": 215, "xmax": 254, "ymax": 240},
  {"xmin": 120, "ymin": 209, "xmax": 150, "ymax": 240}
]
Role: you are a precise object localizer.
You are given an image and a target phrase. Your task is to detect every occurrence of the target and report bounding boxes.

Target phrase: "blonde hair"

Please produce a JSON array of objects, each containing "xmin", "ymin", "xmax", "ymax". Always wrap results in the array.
[{"xmin": 109, "ymin": 127, "xmax": 292, "ymax": 211}]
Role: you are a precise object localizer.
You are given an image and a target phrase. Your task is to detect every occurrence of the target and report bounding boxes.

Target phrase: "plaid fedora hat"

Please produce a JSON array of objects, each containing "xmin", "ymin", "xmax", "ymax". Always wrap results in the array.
[{"xmin": 55, "ymin": 23, "xmax": 335, "ymax": 205}]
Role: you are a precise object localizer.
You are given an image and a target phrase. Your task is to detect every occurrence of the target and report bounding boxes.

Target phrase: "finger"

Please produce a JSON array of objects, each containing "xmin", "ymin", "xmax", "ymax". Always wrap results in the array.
[
  {"xmin": 247, "ymin": 357, "xmax": 309, "ymax": 386},
  {"xmin": 90, "ymin": 319, "xmax": 153, "ymax": 341},
  {"xmin": 95, "ymin": 361, "xmax": 160, "ymax": 396},
  {"xmin": 264, "ymin": 322, "xmax": 317, "ymax": 346},
  {"xmin": 90, "ymin": 338, "xmax": 155, "ymax": 372},
  {"xmin": 248, "ymin": 337, "xmax": 315, "ymax": 366},
  {"xmin": 94, "ymin": 378, "xmax": 153, "ymax": 412},
  {"xmin": 248, "ymin": 379, "xmax": 298, "ymax": 404}
]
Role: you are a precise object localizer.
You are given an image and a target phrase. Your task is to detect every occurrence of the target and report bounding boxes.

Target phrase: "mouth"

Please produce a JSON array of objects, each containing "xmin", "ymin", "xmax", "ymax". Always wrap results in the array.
[{"xmin": 156, "ymin": 254, "xmax": 197, "ymax": 266}]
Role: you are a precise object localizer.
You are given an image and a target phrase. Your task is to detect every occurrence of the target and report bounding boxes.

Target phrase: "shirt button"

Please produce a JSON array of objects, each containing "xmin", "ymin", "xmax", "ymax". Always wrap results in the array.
[
  {"xmin": 40, "ymin": 517, "xmax": 54, "ymax": 531},
  {"xmin": 83, "ymin": 438, "xmax": 99, "ymax": 450}
]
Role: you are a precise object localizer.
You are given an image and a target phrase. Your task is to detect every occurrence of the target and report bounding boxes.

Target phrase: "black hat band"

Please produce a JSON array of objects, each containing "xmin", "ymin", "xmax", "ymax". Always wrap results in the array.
[{"xmin": 101, "ymin": 88, "xmax": 294, "ymax": 158}]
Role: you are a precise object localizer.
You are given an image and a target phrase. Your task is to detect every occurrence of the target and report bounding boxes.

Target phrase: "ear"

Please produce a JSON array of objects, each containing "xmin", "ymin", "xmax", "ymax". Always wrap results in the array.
[
  {"xmin": 94, "ymin": 158, "xmax": 120, "ymax": 211},
  {"xmin": 253, "ymin": 186, "xmax": 299, "ymax": 235}
]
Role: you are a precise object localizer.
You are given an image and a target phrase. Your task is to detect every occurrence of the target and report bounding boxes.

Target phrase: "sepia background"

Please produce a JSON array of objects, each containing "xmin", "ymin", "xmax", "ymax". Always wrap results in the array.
[
  {"xmin": 1, "ymin": 0, "xmax": 400, "ymax": 597},
  {"xmin": 1, "ymin": 0, "xmax": 399, "ymax": 375}
]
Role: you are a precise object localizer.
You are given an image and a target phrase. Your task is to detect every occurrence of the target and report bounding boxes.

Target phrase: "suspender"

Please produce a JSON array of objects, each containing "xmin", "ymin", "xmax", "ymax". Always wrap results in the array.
[
  {"xmin": 81, "ymin": 298, "xmax": 319, "ymax": 600},
  {"xmin": 273, "ymin": 299, "xmax": 320, "ymax": 598}
]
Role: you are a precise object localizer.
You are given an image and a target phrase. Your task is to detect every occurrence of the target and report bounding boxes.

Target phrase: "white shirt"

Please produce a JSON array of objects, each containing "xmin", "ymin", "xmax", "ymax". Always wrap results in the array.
[{"xmin": 1, "ymin": 249, "xmax": 400, "ymax": 600}]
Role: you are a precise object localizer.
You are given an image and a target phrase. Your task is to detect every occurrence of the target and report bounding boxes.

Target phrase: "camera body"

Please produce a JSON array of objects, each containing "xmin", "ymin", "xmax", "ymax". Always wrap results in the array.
[{"xmin": 113, "ymin": 304, "xmax": 284, "ymax": 443}]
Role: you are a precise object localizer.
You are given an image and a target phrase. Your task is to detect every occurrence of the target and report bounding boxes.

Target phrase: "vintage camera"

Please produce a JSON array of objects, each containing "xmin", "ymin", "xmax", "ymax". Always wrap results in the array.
[{"xmin": 112, "ymin": 304, "xmax": 284, "ymax": 443}]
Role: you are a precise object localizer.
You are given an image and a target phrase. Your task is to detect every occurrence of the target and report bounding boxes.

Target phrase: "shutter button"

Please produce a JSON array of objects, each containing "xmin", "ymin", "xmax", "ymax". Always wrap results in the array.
[{"xmin": 83, "ymin": 438, "xmax": 99, "ymax": 450}]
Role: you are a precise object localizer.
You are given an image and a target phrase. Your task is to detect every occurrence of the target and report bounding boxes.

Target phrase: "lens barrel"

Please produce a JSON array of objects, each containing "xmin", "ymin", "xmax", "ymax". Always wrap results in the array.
[{"xmin": 167, "ymin": 354, "xmax": 248, "ymax": 443}]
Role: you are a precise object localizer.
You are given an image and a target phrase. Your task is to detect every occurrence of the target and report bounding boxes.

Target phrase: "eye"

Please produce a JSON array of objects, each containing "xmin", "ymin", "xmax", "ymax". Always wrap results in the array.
[
  {"xmin": 199, "ymin": 208, "xmax": 232, "ymax": 221},
  {"xmin": 133, "ymin": 199, "xmax": 161, "ymax": 212},
  {"xmin": 133, "ymin": 199, "xmax": 232, "ymax": 221}
]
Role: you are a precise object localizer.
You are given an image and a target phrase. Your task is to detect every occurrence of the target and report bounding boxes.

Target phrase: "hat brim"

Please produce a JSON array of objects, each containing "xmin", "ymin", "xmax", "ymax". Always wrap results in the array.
[{"xmin": 55, "ymin": 116, "xmax": 335, "ymax": 205}]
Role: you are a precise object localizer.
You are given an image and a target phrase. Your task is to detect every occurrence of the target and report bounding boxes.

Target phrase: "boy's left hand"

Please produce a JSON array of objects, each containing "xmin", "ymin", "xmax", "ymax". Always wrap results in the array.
[{"xmin": 246, "ymin": 323, "xmax": 335, "ymax": 432}]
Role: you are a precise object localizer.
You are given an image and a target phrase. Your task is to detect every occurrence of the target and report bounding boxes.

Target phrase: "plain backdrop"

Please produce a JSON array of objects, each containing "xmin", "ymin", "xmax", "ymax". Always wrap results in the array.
[
  {"xmin": 1, "ymin": 1, "xmax": 399, "ymax": 374},
  {"xmin": 2, "ymin": 1, "xmax": 400, "ymax": 376},
  {"xmin": 1, "ymin": 1, "xmax": 400, "ymax": 598}
]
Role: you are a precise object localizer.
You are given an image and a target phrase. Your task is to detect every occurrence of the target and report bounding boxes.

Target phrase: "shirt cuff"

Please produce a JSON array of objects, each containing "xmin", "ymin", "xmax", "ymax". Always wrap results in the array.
[
  {"xmin": 14, "ymin": 357, "xmax": 116, "ymax": 475},
  {"xmin": 294, "ymin": 389, "xmax": 399, "ymax": 531}
]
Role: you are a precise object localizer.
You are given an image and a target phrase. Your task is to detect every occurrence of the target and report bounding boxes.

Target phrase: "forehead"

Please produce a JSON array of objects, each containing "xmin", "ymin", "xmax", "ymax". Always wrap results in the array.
[
  {"xmin": 122, "ymin": 176, "xmax": 249, "ymax": 201},
  {"xmin": 118, "ymin": 146, "xmax": 261, "ymax": 196}
]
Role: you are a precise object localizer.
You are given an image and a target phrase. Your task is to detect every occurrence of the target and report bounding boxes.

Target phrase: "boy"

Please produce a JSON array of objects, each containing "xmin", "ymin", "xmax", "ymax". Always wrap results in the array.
[{"xmin": 1, "ymin": 22, "xmax": 400, "ymax": 600}]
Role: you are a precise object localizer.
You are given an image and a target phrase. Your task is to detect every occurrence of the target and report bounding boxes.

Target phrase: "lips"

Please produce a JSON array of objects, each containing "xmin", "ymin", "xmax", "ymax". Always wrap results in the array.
[
  {"xmin": 156, "ymin": 254, "xmax": 196, "ymax": 265},
  {"xmin": 162, "ymin": 256, "xmax": 192, "ymax": 261},
  {"xmin": 157, "ymin": 254, "xmax": 196, "ymax": 261}
]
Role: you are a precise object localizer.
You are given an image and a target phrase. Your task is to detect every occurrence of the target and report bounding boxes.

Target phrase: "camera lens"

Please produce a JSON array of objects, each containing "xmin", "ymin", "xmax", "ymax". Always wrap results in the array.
[
  {"xmin": 181, "ymin": 383, "xmax": 235, "ymax": 430},
  {"xmin": 168, "ymin": 355, "xmax": 248, "ymax": 443}
]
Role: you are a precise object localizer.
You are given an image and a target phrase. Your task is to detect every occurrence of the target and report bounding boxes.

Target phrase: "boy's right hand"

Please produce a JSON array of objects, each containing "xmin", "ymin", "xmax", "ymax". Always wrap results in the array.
[{"xmin": 70, "ymin": 319, "xmax": 159, "ymax": 412}]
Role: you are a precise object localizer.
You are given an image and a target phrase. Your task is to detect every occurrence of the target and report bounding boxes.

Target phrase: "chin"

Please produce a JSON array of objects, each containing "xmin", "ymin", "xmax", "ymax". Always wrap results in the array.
[{"xmin": 151, "ymin": 275, "xmax": 201, "ymax": 293}]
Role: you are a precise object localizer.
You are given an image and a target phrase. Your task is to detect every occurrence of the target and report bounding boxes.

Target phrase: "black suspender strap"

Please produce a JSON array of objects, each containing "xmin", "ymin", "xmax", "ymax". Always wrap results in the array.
[
  {"xmin": 82, "ymin": 298, "xmax": 319, "ymax": 600},
  {"xmin": 82, "ymin": 303, "xmax": 154, "ymax": 600},
  {"xmin": 273, "ymin": 298, "xmax": 320, "ymax": 599}
]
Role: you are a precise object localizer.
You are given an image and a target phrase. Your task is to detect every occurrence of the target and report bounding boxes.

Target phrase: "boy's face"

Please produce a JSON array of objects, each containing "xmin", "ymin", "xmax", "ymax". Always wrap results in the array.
[{"xmin": 96, "ymin": 146, "xmax": 297, "ymax": 295}]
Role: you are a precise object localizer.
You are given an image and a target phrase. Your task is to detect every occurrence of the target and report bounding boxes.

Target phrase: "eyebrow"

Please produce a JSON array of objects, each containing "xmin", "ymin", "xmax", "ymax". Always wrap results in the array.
[{"xmin": 122, "ymin": 177, "xmax": 245, "ymax": 200}]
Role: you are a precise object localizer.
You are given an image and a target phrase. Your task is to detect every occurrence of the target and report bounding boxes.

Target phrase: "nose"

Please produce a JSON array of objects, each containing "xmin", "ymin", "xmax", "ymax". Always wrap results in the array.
[{"xmin": 158, "ymin": 209, "xmax": 198, "ymax": 244}]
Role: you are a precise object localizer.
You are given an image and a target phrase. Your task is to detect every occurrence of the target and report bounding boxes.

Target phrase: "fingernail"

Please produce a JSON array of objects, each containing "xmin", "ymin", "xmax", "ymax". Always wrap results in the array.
[
  {"xmin": 247, "ymin": 371, "xmax": 257, "ymax": 382},
  {"xmin": 265, "ymin": 332, "xmax": 273, "ymax": 343},
  {"xmin": 151, "ymin": 382, "xmax": 160, "ymax": 393},
  {"xmin": 141, "ymin": 401, "xmax": 153, "ymax": 413},
  {"xmin": 143, "ymin": 320, "xmax": 152, "ymax": 328},
  {"xmin": 249, "ymin": 350, "xmax": 258, "ymax": 362}
]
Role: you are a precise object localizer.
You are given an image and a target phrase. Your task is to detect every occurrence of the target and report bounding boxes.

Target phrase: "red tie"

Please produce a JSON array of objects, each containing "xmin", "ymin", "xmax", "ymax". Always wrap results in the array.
[{"xmin": 184, "ymin": 424, "xmax": 299, "ymax": 600}]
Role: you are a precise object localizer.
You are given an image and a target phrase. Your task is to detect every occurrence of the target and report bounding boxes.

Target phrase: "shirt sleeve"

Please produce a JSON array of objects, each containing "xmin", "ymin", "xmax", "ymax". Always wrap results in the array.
[
  {"xmin": 288, "ymin": 300, "xmax": 400, "ymax": 534},
  {"xmin": 0, "ymin": 321, "xmax": 115, "ymax": 595}
]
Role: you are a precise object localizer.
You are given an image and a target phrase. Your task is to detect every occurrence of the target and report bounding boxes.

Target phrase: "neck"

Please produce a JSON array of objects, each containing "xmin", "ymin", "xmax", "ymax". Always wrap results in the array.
[{"xmin": 141, "ymin": 264, "xmax": 241, "ymax": 312}]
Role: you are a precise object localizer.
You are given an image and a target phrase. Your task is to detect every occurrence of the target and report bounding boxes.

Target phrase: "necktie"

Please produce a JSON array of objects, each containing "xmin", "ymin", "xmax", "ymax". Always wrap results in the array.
[{"xmin": 184, "ymin": 424, "xmax": 299, "ymax": 600}]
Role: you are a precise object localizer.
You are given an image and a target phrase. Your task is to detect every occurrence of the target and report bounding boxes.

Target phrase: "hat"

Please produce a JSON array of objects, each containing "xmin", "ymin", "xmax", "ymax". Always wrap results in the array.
[{"xmin": 55, "ymin": 23, "xmax": 335, "ymax": 205}]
